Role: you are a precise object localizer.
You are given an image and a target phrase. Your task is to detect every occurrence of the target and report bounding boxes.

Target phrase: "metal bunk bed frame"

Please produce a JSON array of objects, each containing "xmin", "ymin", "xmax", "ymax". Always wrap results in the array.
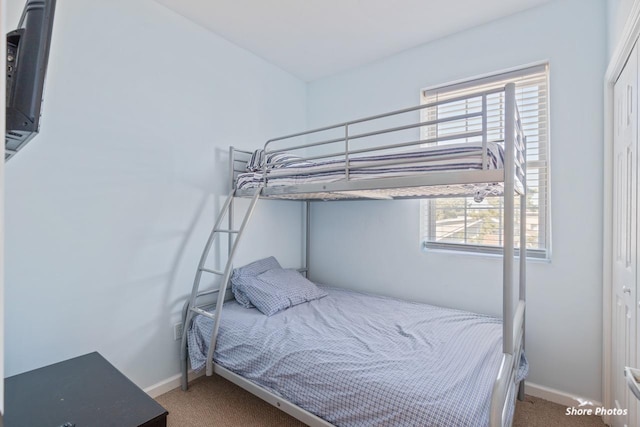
[{"xmin": 179, "ymin": 83, "xmax": 527, "ymax": 427}]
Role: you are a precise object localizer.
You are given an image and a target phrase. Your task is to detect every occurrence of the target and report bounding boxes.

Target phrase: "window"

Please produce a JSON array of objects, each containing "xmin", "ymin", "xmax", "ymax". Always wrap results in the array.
[{"xmin": 420, "ymin": 64, "xmax": 549, "ymax": 258}]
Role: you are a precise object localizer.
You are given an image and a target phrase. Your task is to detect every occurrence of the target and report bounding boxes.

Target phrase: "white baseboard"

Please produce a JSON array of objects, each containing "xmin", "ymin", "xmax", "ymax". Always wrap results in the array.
[
  {"xmin": 144, "ymin": 369, "xmax": 205, "ymax": 398},
  {"xmin": 525, "ymin": 382, "xmax": 603, "ymax": 409}
]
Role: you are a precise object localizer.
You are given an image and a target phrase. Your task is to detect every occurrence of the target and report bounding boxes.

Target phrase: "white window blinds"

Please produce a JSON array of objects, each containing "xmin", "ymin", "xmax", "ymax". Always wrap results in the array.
[{"xmin": 421, "ymin": 64, "xmax": 549, "ymax": 258}]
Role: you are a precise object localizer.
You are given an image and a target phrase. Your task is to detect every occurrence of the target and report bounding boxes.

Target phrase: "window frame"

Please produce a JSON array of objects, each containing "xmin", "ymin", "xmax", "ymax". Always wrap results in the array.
[{"xmin": 420, "ymin": 63, "xmax": 551, "ymax": 259}]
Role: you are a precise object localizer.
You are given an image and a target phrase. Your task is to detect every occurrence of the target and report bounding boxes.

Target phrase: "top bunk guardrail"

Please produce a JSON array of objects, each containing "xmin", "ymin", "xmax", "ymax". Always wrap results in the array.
[{"xmin": 231, "ymin": 83, "xmax": 526, "ymax": 201}]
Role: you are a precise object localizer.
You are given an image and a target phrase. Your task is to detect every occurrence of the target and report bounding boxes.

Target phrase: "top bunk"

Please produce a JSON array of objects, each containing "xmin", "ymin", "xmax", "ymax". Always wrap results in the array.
[{"xmin": 232, "ymin": 83, "xmax": 526, "ymax": 202}]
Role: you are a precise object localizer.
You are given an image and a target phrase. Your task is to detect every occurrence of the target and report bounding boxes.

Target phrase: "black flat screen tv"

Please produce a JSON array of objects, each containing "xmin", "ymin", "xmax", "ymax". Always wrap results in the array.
[{"xmin": 5, "ymin": 0, "xmax": 56, "ymax": 161}]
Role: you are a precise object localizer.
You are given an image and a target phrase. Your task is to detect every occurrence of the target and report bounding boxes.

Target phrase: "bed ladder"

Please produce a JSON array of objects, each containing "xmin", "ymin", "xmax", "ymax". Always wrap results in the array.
[{"xmin": 180, "ymin": 186, "xmax": 263, "ymax": 389}]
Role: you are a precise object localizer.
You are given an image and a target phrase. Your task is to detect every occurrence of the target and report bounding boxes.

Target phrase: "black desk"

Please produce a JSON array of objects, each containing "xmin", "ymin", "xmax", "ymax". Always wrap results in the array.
[{"xmin": 4, "ymin": 352, "xmax": 168, "ymax": 427}]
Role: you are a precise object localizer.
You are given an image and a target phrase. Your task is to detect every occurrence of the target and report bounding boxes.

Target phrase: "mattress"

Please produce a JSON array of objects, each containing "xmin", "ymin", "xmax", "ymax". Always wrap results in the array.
[
  {"xmin": 236, "ymin": 141, "xmax": 517, "ymax": 193},
  {"xmin": 188, "ymin": 286, "xmax": 528, "ymax": 427}
]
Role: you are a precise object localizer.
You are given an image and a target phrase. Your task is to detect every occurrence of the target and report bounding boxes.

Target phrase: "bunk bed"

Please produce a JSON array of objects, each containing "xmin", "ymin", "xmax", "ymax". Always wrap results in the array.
[{"xmin": 179, "ymin": 83, "xmax": 528, "ymax": 427}]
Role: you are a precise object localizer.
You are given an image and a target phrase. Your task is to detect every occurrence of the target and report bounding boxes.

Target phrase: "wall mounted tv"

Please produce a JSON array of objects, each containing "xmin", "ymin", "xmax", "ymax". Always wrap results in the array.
[{"xmin": 5, "ymin": 0, "xmax": 56, "ymax": 161}]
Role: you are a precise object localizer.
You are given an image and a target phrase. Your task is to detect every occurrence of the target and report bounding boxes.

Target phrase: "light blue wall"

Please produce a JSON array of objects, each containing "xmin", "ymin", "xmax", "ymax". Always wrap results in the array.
[
  {"xmin": 307, "ymin": 0, "xmax": 606, "ymax": 401},
  {"xmin": 607, "ymin": 0, "xmax": 636, "ymax": 59},
  {"xmin": 4, "ymin": 0, "xmax": 307, "ymax": 389}
]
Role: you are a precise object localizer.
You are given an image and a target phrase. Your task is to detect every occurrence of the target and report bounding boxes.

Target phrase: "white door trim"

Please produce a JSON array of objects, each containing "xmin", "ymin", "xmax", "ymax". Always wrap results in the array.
[
  {"xmin": 0, "ymin": 0, "xmax": 5, "ymax": 415},
  {"xmin": 605, "ymin": 1, "xmax": 640, "ymax": 424}
]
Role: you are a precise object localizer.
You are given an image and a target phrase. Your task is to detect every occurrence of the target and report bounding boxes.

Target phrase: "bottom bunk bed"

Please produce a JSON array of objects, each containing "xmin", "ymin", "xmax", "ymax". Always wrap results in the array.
[{"xmin": 186, "ymin": 259, "xmax": 528, "ymax": 427}]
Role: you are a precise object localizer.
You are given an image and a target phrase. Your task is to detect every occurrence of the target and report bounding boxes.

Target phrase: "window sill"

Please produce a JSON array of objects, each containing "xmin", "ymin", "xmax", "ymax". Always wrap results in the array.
[{"xmin": 421, "ymin": 245, "xmax": 551, "ymax": 263}]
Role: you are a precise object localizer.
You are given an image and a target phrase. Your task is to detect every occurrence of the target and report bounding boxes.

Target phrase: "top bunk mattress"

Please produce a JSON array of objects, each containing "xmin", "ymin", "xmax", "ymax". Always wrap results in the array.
[
  {"xmin": 235, "ymin": 141, "xmax": 523, "ymax": 201},
  {"xmin": 188, "ymin": 286, "xmax": 528, "ymax": 427}
]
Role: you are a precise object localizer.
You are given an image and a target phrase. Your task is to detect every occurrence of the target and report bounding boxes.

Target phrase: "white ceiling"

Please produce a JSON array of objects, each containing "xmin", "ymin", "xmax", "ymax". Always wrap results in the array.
[{"xmin": 156, "ymin": 0, "xmax": 554, "ymax": 81}]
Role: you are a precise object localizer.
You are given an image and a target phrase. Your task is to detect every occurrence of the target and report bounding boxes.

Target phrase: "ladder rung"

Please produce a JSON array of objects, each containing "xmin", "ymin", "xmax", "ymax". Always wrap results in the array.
[
  {"xmin": 200, "ymin": 267, "xmax": 224, "ymax": 275},
  {"xmin": 214, "ymin": 229, "xmax": 240, "ymax": 234},
  {"xmin": 190, "ymin": 307, "xmax": 216, "ymax": 320}
]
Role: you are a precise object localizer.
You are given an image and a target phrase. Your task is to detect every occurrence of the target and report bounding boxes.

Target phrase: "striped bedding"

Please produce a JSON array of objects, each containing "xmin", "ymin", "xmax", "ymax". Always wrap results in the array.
[
  {"xmin": 236, "ymin": 141, "xmax": 508, "ymax": 191},
  {"xmin": 188, "ymin": 286, "xmax": 528, "ymax": 427}
]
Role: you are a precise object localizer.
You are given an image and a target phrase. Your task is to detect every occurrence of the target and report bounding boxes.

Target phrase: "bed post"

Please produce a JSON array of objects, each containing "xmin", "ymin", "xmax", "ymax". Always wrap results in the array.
[
  {"xmin": 490, "ymin": 83, "xmax": 517, "ymax": 426},
  {"xmin": 503, "ymin": 83, "xmax": 516, "ymax": 356},
  {"xmin": 518, "ymin": 135, "xmax": 527, "ymax": 401},
  {"xmin": 180, "ymin": 297, "xmax": 190, "ymax": 391},
  {"xmin": 305, "ymin": 200, "xmax": 311, "ymax": 280},
  {"xmin": 229, "ymin": 147, "xmax": 235, "ymax": 267}
]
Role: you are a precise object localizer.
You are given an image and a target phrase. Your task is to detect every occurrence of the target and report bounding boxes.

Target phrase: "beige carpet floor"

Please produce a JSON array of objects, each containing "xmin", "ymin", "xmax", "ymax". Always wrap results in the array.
[{"xmin": 156, "ymin": 375, "xmax": 607, "ymax": 427}]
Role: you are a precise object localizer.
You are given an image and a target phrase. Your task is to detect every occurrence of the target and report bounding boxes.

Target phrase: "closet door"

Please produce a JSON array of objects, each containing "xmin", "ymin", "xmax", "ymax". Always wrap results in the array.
[{"xmin": 613, "ymin": 42, "xmax": 638, "ymax": 427}]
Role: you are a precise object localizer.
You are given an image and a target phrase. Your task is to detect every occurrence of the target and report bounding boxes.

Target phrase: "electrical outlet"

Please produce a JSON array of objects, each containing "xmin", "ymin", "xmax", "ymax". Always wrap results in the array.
[{"xmin": 173, "ymin": 322, "xmax": 183, "ymax": 341}]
